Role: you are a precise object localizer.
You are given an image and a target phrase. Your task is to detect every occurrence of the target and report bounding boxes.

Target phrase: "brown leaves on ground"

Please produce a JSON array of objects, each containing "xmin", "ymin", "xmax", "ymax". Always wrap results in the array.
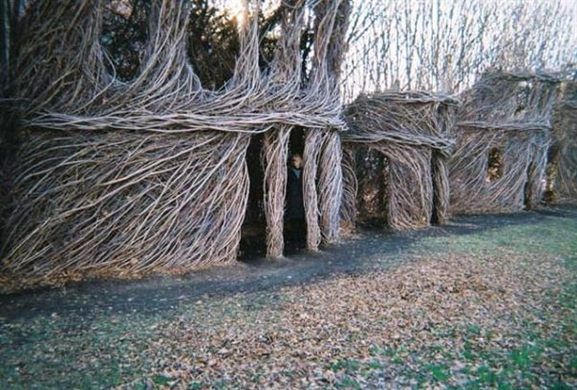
[{"xmin": 128, "ymin": 250, "xmax": 572, "ymax": 388}]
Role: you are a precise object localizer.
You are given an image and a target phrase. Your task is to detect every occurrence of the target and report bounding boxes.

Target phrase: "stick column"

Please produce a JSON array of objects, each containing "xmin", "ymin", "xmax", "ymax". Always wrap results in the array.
[{"xmin": 263, "ymin": 126, "xmax": 291, "ymax": 258}]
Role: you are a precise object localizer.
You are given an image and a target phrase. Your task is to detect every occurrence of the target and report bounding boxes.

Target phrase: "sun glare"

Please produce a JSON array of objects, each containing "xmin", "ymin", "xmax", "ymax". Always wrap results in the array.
[{"xmin": 226, "ymin": 0, "xmax": 248, "ymax": 29}]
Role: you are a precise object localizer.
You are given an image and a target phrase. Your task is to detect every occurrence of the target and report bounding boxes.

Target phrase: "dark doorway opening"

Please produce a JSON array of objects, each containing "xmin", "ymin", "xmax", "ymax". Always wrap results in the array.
[
  {"xmin": 356, "ymin": 147, "xmax": 389, "ymax": 228},
  {"xmin": 239, "ymin": 135, "xmax": 266, "ymax": 262},
  {"xmin": 487, "ymin": 147, "xmax": 504, "ymax": 182},
  {"xmin": 431, "ymin": 152, "xmax": 443, "ymax": 225},
  {"xmin": 284, "ymin": 128, "xmax": 307, "ymax": 254}
]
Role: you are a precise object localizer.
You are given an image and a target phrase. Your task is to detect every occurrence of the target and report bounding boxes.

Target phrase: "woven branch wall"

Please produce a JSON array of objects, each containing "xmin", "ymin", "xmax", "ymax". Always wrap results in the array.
[
  {"xmin": 450, "ymin": 72, "xmax": 560, "ymax": 214},
  {"xmin": 0, "ymin": 0, "xmax": 350, "ymax": 287},
  {"xmin": 342, "ymin": 92, "xmax": 458, "ymax": 230},
  {"xmin": 0, "ymin": 133, "xmax": 7, "ymax": 245},
  {"xmin": 549, "ymin": 81, "xmax": 577, "ymax": 203}
]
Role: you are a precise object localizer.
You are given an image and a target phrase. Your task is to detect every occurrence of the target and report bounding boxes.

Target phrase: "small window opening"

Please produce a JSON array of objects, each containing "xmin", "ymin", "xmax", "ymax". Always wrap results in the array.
[
  {"xmin": 487, "ymin": 147, "xmax": 504, "ymax": 182},
  {"xmin": 101, "ymin": 0, "xmax": 149, "ymax": 81},
  {"xmin": 187, "ymin": 2, "xmax": 241, "ymax": 90}
]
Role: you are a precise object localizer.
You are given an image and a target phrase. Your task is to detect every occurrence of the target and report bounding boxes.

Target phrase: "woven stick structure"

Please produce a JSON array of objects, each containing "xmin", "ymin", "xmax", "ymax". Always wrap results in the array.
[
  {"xmin": 548, "ymin": 81, "xmax": 577, "ymax": 203},
  {"xmin": 0, "ymin": 0, "xmax": 350, "ymax": 286},
  {"xmin": 342, "ymin": 92, "xmax": 458, "ymax": 230},
  {"xmin": 449, "ymin": 72, "xmax": 560, "ymax": 214}
]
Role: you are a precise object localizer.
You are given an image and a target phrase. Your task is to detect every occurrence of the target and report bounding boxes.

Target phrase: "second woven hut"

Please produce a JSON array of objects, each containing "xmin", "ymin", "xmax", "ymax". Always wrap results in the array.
[{"xmin": 342, "ymin": 92, "xmax": 458, "ymax": 230}]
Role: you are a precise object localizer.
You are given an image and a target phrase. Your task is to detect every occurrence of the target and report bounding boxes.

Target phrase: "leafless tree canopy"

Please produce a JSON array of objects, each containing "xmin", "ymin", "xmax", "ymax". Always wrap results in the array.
[{"xmin": 343, "ymin": 0, "xmax": 577, "ymax": 100}]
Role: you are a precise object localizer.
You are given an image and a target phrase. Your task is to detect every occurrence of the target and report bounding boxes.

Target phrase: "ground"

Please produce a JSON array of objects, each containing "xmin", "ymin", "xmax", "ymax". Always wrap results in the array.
[{"xmin": 1, "ymin": 206, "xmax": 576, "ymax": 388}]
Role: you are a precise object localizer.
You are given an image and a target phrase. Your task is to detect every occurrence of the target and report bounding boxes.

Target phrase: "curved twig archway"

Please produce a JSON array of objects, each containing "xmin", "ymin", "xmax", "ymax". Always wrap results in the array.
[{"xmin": 343, "ymin": 91, "xmax": 458, "ymax": 230}]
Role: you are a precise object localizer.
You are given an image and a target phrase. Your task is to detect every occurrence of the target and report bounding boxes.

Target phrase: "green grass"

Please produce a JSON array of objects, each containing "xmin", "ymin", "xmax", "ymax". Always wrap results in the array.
[
  {"xmin": 1, "ymin": 211, "xmax": 576, "ymax": 387},
  {"xmin": 420, "ymin": 214, "xmax": 577, "ymax": 258},
  {"xmin": 329, "ymin": 358, "xmax": 362, "ymax": 373},
  {"xmin": 348, "ymin": 215, "xmax": 577, "ymax": 387}
]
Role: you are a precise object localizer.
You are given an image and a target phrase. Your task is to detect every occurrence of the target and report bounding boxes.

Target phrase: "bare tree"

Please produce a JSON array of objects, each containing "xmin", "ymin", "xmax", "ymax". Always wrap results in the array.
[{"xmin": 343, "ymin": 0, "xmax": 577, "ymax": 100}]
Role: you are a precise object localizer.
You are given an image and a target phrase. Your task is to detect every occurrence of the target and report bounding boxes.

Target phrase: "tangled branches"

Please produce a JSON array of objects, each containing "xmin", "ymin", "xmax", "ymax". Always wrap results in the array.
[
  {"xmin": 450, "ymin": 72, "xmax": 560, "ymax": 214},
  {"xmin": 1, "ymin": 0, "xmax": 350, "ymax": 287},
  {"xmin": 343, "ymin": 92, "xmax": 458, "ymax": 230},
  {"xmin": 449, "ymin": 123, "xmax": 551, "ymax": 213},
  {"xmin": 549, "ymin": 80, "xmax": 577, "ymax": 203}
]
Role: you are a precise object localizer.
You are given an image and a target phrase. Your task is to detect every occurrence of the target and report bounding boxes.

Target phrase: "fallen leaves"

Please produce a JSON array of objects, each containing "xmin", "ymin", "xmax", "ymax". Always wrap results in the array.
[
  {"xmin": 99, "ymin": 250, "xmax": 573, "ymax": 388},
  {"xmin": 2, "ymin": 215, "xmax": 577, "ymax": 388}
]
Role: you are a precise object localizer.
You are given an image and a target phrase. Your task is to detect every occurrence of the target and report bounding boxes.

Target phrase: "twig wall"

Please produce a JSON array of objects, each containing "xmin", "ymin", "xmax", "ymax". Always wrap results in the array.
[
  {"xmin": 343, "ymin": 91, "xmax": 458, "ymax": 230},
  {"xmin": 549, "ymin": 80, "xmax": 577, "ymax": 203},
  {"xmin": 449, "ymin": 72, "xmax": 560, "ymax": 214},
  {"xmin": 0, "ymin": 0, "xmax": 350, "ymax": 288}
]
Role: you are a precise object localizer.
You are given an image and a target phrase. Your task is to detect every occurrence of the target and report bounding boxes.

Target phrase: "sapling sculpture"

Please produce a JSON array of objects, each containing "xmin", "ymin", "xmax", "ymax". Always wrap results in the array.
[
  {"xmin": 343, "ymin": 92, "xmax": 458, "ymax": 230},
  {"xmin": 0, "ymin": 0, "xmax": 350, "ymax": 287},
  {"xmin": 548, "ymin": 80, "xmax": 577, "ymax": 203},
  {"xmin": 449, "ymin": 72, "xmax": 560, "ymax": 213}
]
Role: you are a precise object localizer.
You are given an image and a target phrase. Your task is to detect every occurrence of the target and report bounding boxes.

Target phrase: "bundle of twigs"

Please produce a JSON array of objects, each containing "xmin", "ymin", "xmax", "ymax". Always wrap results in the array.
[
  {"xmin": 343, "ymin": 91, "xmax": 458, "ymax": 230},
  {"xmin": 1, "ymin": 0, "xmax": 350, "ymax": 286},
  {"xmin": 0, "ymin": 133, "xmax": 7, "ymax": 244},
  {"xmin": 450, "ymin": 72, "xmax": 560, "ymax": 214},
  {"xmin": 340, "ymin": 147, "xmax": 357, "ymax": 230},
  {"xmin": 549, "ymin": 80, "xmax": 577, "ymax": 203}
]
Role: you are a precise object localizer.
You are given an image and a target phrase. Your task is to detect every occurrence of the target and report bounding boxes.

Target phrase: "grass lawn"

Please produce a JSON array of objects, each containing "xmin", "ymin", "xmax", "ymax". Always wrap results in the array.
[{"xmin": 1, "ymin": 210, "xmax": 576, "ymax": 388}]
